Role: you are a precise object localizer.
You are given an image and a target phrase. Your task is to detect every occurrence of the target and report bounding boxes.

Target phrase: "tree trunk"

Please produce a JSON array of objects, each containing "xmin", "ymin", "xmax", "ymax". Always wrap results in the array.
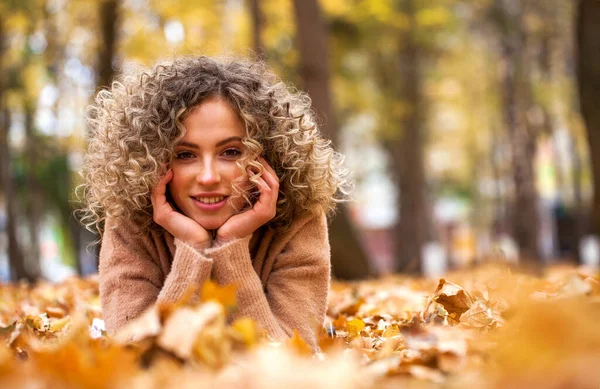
[
  {"xmin": 247, "ymin": 0, "xmax": 265, "ymax": 59},
  {"xmin": 577, "ymin": 0, "xmax": 600, "ymax": 237},
  {"xmin": 87, "ymin": 0, "xmax": 120, "ymax": 272},
  {"xmin": 391, "ymin": 1, "xmax": 427, "ymax": 275},
  {"xmin": 97, "ymin": 0, "xmax": 119, "ymax": 89},
  {"xmin": 497, "ymin": 0, "xmax": 541, "ymax": 263},
  {"xmin": 0, "ymin": 113, "xmax": 30, "ymax": 282},
  {"xmin": 0, "ymin": 19, "xmax": 30, "ymax": 282},
  {"xmin": 292, "ymin": 0, "xmax": 371, "ymax": 279},
  {"xmin": 23, "ymin": 101, "xmax": 42, "ymax": 279},
  {"xmin": 43, "ymin": 3, "xmax": 85, "ymax": 275}
]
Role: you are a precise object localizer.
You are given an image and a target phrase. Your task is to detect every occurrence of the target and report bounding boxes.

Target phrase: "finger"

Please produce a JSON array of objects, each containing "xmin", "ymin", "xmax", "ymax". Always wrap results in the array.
[
  {"xmin": 153, "ymin": 170, "xmax": 172, "ymax": 197},
  {"xmin": 258, "ymin": 157, "xmax": 279, "ymax": 181},
  {"xmin": 253, "ymin": 175, "xmax": 269, "ymax": 192},
  {"xmin": 253, "ymin": 176, "xmax": 277, "ymax": 219},
  {"xmin": 261, "ymin": 167, "xmax": 279, "ymax": 190},
  {"xmin": 152, "ymin": 170, "xmax": 173, "ymax": 212}
]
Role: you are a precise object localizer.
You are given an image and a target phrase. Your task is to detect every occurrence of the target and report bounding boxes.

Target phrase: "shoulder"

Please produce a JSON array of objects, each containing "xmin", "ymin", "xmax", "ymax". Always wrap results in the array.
[
  {"xmin": 276, "ymin": 211, "xmax": 328, "ymax": 243},
  {"xmin": 103, "ymin": 214, "xmax": 152, "ymax": 244},
  {"xmin": 271, "ymin": 211, "xmax": 330, "ymax": 264},
  {"xmin": 100, "ymin": 215, "xmax": 167, "ymax": 266}
]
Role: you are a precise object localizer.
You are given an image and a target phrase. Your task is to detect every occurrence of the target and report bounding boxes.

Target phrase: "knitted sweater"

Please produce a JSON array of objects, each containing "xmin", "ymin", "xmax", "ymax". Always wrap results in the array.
[{"xmin": 98, "ymin": 212, "xmax": 331, "ymax": 351}]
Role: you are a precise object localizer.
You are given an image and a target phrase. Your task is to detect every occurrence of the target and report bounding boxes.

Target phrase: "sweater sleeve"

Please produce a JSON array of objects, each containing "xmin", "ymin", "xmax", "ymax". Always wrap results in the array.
[
  {"xmin": 99, "ymin": 217, "xmax": 213, "ymax": 334},
  {"xmin": 205, "ymin": 213, "xmax": 331, "ymax": 351}
]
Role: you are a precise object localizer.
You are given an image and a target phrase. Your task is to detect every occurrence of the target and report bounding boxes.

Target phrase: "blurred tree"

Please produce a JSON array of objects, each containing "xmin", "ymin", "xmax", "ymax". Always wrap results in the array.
[
  {"xmin": 494, "ymin": 0, "xmax": 541, "ymax": 262},
  {"xmin": 247, "ymin": 0, "xmax": 266, "ymax": 59},
  {"xmin": 0, "ymin": 12, "xmax": 31, "ymax": 282},
  {"xmin": 40, "ymin": 1, "xmax": 86, "ymax": 274},
  {"xmin": 83, "ymin": 0, "xmax": 121, "ymax": 271},
  {"xmin": 577, "ymin": 0, "xmax": 600, "ymax": 238},
  {"xmin": 322, "ymin": 0, "xmax": 460, "ymax": 274},
  {"xmin": 97, "ymin": 0, "xmax": 120, "ymax": 89},
  {"xmin": 293, "ymin": 0, "xmax": 371, "ymax": 279},
  {"xmin": 20, "ymin": 19, "xmax": 43, "ymax": 280},
  {"xmin": 391, "ymin": 0, "xmax": 428, "ymax": 274}
]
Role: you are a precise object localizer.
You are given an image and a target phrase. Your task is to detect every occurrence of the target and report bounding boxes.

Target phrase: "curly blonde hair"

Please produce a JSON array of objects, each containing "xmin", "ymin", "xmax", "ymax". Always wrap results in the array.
[{"xmin": 78, "ymin": 56, "xmax": 353, "ymax": 235}]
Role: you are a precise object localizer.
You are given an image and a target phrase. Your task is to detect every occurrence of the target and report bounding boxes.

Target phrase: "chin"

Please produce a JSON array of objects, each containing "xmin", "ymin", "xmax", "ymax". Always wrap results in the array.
[{"xmin": 195, "ymin": 217, "xmax": 227, "ymax": 231}]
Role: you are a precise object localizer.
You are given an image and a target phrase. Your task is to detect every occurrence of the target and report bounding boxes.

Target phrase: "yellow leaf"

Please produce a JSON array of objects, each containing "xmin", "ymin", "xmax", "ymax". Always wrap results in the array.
[
  {"xmin": 382, "ymin": 324, "xmax": 400, "ymax": 338},
  {"xmin": 347, "ymin": 318, "xmax": 365, "ymax": 338},
  {"xmin": 231, "ymin": 317, "xmax": 259, "ymax": 347},
  {"xmin": 201, "ymin": 281, "xmax": 237, "ymax": 310},
  {"xmin": 49, "ymin": 316, "xmax": 70, "ymax": 333}
]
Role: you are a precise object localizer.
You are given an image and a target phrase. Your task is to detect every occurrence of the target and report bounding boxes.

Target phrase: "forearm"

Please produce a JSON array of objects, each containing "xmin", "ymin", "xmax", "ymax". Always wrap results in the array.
[
  {"xmin": 207, "ymin": 238, "xmax": 289, "ymax": 339},
  {"xmin": 157, "ymin": 238, "xmax": 214, "ymax": 304}
]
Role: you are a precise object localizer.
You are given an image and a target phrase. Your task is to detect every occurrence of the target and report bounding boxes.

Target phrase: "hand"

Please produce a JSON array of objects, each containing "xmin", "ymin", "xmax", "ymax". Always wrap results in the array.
[
  {"xmin": 151, "ymin": 169, "xmax": 212, "ymax": 251},
  {"xmin": 216, "ymin": 157, "xmax": 279, "ymax": 244}
]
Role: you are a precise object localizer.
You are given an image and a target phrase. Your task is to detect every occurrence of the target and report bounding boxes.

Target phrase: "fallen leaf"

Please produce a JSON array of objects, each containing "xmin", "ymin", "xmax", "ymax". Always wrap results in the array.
[
  {"xmin": 157, "ymin": 301, "xmax": 223, "ymax": 360},
  {"xmin": 431, "ymin": 279, "xmax": 474, "ymax": 322}
]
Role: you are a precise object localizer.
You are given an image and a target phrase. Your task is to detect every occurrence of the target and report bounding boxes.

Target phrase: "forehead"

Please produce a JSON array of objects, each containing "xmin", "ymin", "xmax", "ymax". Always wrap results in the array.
[{"xmin": 181, "ymin": 97, "xmax": 245, "ymax": 140}]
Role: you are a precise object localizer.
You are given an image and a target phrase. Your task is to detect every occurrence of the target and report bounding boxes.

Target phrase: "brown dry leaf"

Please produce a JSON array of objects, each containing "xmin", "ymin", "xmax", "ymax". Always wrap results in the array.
[
  {"xmin": 431, "ymin": 278, "xmax": 474, "ymax": 323},
  {"xmin": 460, "ymin": 299, "xmax": 502, "ymax": 329},
  {"xmin": 45, "ymin": 306, "xmax": 66, "ymax": 319},
  {"xmin": 376, "ymin": 335, "xmax": 406, "ymax": 358}
]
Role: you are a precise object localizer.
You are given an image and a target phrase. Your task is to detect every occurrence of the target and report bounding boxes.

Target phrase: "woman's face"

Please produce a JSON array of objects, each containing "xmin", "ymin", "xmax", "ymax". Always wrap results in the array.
[{"xmin": 168, "ymin": 96, "xmax": 248, "ymax": 231}]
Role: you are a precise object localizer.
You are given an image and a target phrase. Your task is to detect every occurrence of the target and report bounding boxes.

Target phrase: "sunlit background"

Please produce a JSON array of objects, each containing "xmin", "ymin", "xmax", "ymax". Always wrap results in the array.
[{"xmin": 1, "ymin": 0, "xmax": 596, "ymax": 282}]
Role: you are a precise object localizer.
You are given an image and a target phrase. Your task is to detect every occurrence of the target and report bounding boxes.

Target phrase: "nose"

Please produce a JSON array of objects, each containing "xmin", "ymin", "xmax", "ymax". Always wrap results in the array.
[{"xmin": 196, "ymin": 158, "xmax": 220, "ymax": 186}]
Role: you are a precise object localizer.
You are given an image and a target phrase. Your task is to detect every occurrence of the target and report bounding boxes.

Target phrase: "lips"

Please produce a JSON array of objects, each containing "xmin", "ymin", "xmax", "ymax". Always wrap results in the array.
[
  {"xmin": 193, "ymin": 196, "xmax": 225, "ymax": 204},
  {"xmin": 191, "ymin": 195, "xmax": 228, "ymax": 211}
]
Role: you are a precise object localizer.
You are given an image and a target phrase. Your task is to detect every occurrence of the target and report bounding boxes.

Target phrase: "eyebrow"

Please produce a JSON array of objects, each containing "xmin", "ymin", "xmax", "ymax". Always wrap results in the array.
[{"xmin": 177, "ymin": 136, "xmax": 243, "ymax": 149}]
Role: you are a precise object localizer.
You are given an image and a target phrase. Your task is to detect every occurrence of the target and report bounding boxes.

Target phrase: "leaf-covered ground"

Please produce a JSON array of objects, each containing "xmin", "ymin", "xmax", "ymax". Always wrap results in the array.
[{"xmin": 1, "ymin": 263, "xmax": 600, "ymax": 389}]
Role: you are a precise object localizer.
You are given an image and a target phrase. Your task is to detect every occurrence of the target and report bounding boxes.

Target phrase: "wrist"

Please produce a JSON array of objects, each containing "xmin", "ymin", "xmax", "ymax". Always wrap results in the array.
[
  {"xmin": 186, "ymin": 239, "xmax": 212, "ymax": 252},
  {"xmin": 214, "ymin": 234, "xmax": 232, "ymax": 246}
]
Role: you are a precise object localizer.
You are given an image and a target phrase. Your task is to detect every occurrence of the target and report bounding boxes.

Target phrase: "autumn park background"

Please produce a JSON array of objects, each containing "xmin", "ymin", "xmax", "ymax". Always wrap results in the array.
[
  {"xmin": 1, "ymin": 0, "xmax": 598, "ymax": 281},
  {"xmin": 1, "ymin": 1, "xmax": 600, "ymax": 387}
]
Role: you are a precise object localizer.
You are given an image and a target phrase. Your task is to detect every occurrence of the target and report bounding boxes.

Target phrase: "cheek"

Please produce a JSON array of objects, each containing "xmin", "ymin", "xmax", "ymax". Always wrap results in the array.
[{"xmin": 168, "ymin": 168, "xmax": 190, "ymax": 197}]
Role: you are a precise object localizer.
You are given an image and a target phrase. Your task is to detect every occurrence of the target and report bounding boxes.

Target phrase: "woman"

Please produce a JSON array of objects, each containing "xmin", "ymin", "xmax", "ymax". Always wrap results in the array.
[{"xmin": 79, "ymin": 56, "xmax": 352, "ymax": 351}]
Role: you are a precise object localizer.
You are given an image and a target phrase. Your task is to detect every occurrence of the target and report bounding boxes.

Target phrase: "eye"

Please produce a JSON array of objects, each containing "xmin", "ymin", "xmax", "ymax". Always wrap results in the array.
[
  {"xmin": 176, "ymin": 151, "xmax": 195, "ymax": 160},
  {"xmin": 222, "ymin": 148, "xmax": 242, "ymax": 158}
]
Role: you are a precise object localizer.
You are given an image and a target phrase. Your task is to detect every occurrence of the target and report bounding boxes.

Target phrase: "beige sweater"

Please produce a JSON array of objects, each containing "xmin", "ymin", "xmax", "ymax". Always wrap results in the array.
[{"xmin": 98, "ymin": 212, "xmax": 331, "ymax": 351}]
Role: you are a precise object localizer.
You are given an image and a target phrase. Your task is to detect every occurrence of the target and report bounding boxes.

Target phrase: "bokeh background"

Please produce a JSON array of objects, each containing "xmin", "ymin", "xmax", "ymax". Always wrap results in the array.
[{"xmin": 1, "ymin": 0, "xmax": 598, "ymax": 282}]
